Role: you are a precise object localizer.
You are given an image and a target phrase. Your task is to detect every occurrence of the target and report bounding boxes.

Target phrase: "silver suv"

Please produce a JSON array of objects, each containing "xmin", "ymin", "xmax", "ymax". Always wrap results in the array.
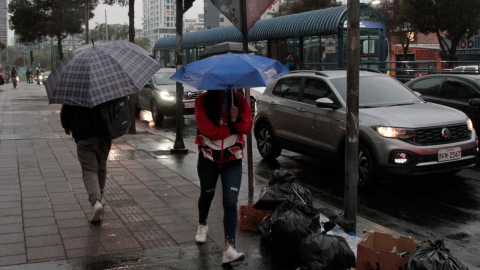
[{"xmin": 254, "ymin": 70, "xmax": 478, "ymax": 186}]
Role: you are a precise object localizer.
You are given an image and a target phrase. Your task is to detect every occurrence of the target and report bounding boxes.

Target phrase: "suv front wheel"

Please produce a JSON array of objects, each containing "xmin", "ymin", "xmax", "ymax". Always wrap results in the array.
[
  {"xmin": 358, "ymin": 144, "xmax": 375, "ymax": 186},
  {"xmin": 256, "ymin": 124, "xmax": 282, "ymax": 159}
]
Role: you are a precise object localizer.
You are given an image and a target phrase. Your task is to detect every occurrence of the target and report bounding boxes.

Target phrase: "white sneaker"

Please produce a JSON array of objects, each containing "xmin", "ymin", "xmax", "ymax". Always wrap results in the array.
[
  {"xmin": 195, "ymin": 224, "xmax": 208, "ymax": 243},
  {"xmin": 222, "ymin": 246, "xmax": 245, "ymax": 264},
  {"xmin": 90, "ymin": 200, "xmax": 103, "ymax": 222},
  {"xmin": 101, "ymin": 197, "xmax": 106, "ymax": 206}
]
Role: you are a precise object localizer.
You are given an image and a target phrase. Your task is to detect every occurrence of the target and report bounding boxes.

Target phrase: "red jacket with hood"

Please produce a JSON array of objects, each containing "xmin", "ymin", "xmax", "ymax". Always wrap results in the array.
[{"xmin": 195, "ymin": 91, "xmax": 253, "ymax": 163}]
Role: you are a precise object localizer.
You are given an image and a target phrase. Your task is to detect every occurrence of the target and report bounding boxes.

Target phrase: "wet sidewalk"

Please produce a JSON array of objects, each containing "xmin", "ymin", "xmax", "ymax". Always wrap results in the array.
[{"xmin": 0, "ymin": 83, "xmax": 407, "ymax": 269}]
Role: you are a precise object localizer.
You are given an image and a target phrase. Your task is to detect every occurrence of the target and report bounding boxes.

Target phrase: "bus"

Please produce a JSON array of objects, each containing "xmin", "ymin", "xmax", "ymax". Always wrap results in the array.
[{"xmin": 153, "ymin": 4, "xmax": 388, "ymax": 71}]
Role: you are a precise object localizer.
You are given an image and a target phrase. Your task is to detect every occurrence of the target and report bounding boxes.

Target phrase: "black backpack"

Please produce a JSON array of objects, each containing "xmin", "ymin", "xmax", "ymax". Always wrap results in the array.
[{"xmin": 99, "ymin": 97, "xmax": 131, "ymax": 139}]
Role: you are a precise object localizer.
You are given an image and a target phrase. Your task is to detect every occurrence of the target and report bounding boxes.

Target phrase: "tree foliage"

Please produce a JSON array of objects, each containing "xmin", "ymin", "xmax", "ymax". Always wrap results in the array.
[
  {"xmin": 402, "ymin": 0, "xmax": 480, "ymax": 60},
  {"xmin": 135, "ymin": 37, "xmax": 152, "ymax": 52},
  {"xmin": 87, "ymin": 23, "xmax": 131, "ymax": 41},
  {"xmin": 102, "ymin": 0, "xmax": 136, "ymax": 43},
  {"xmin": 274, "ymin": 0, "xmax": 341, "ymax": 17},
  {"xmin": 9, "ymin": 0, "xmax": 98, "ymax": 60},
  {"xmin": 377, "ymin": 0, "xmax": 419, "ymax": 60}
]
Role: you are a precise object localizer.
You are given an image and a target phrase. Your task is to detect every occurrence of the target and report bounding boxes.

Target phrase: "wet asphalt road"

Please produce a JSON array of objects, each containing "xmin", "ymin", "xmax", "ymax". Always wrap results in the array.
[{"xmin": 136, "ymin": 111, "xmax": 480, "ymax": 267}]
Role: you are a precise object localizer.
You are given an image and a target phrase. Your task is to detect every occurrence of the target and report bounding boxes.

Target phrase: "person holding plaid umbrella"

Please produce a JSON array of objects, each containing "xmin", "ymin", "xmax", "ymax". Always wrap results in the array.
[{"xmin": 47, "ymin": 40, "xmax": 161, "ymax": 222}]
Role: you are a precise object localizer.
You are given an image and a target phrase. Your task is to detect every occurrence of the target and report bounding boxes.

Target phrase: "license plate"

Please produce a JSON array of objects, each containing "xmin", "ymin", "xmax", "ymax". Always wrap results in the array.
[
  {"xmin": 184, "ymin": 102, "xmax": 195, "ymax": 109},
  {"xmin": 438, "ymin": 147, "xmax": 461, "ymax": 162}
]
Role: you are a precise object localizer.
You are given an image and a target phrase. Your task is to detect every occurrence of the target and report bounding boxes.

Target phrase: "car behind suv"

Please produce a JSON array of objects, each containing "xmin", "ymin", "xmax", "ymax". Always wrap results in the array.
[
  {"xmin": 254, "ymin": 70, "xmax": 478, "ymax": 186},
  {"xmin": 405, "ymin": 74, "xmax": 480, "ymax": 133},
  {"xmin": 136, "ymin": 68, "xmax": 203, "ymax": 124}
]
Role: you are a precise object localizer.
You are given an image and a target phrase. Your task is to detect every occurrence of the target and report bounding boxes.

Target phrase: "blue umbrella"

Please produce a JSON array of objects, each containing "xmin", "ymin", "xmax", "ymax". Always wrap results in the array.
[{"xmin": 170, "ymin": 53, "xmax": 290, "ymax": 90}]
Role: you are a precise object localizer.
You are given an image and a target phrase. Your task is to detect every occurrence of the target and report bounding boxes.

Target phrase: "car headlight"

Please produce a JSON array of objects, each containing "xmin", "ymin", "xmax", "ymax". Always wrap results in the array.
[
  {"xmin": 467, "ymin": 119, "xmax": 474, "ymax": 131},
  {"xmin": 374, "ymin": 126, "xmax": 416, "ymax": 139},
  {"xmin": 160, "ymin": 91, "xmax": 175, "ymax": 101}
]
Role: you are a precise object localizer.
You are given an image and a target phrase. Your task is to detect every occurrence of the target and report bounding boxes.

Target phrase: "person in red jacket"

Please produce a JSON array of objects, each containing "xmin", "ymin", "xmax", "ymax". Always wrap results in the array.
[{"xmin": 194, "ymin": 89, "xmax": 253, "ymax": 264}]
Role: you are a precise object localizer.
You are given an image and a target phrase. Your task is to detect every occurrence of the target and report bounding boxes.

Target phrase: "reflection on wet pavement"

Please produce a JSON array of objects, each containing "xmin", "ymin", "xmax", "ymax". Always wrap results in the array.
[{"xmin": 133, "ymin": 108, "xmax": 480, "ymax": 266}]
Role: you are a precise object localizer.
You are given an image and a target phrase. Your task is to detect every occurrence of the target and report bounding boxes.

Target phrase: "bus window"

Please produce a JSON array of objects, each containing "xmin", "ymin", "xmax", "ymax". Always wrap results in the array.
[{"xmin": 303, "ymin": 36, "xmax": 321, "ymax": 63}]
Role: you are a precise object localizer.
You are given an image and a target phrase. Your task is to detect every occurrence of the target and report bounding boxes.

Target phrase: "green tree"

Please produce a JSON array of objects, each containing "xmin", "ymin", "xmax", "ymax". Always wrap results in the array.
[
  {"xmin": 274, "ymin": 0, "xmax": 341, "ymax": 17},
  {"xmin": 135, "ymin": 37, "xmax": 151, "ymax": 52},
  {"xmin": 377, "ymin": 0, "xmax": 419, "ymax": 61},
  {"xmin": 103, "ymin": 0, "xmax": 136, "ymax": 43},
  {"xmin": 402, "ymin": 0, "xmax": 480, "ymax": 61},
  {"xmin": 14, "ymin": 56, "xmax": 24, "ymax": 68},
  {"xmin": 9, "ymin": 0, "xmax": 98, "ymax": 60}
]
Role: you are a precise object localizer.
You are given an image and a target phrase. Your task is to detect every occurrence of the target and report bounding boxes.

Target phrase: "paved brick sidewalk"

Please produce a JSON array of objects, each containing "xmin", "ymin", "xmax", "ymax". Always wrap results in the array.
[{"xmin": 0, "ymin": 83, "xmax": 410, "ymax": 269}]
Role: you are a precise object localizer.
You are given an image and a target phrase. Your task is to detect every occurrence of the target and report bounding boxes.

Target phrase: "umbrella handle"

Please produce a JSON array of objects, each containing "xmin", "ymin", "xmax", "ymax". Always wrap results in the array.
[{"xmin": 231, "ymin": 90, "xmax": 236, "ymax": 122}]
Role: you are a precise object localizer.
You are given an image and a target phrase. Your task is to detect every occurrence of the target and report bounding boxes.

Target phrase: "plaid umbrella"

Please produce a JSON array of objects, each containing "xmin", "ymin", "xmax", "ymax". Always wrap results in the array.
[{"xmin": 45, "ymin": 40, "xmax": 161, "ymax": 108}]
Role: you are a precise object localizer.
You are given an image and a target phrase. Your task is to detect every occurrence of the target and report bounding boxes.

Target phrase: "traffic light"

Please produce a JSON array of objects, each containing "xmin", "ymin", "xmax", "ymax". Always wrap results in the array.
[{"xmin": 30, "ymin": 51, "xmax": 34, "ymax": 62}]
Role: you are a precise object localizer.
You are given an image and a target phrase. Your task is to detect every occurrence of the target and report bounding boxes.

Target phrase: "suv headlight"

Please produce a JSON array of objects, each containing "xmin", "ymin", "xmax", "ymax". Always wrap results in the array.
[
  {"xmin": 467, "ymin": 119, "xmax": 474, "ymax": 131},
  {"xmin": 374, "ymin": 126, "xmax": 416, "ymax": 139},
  {"xmin": 160, "ymin": 91, "xmax": 175, "ymax": 101}
]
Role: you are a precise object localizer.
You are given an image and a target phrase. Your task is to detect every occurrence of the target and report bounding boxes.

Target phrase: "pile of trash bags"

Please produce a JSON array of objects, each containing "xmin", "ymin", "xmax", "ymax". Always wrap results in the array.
[
  {"xmin": 254, "ymin": 169, "xmax": 356, "ymax": 270},
  {"xmin": 406, "ymin": 240, "xmax": 468, "ymax": 270},
  {"xmin": 254, "ymin": 169, "xmax": 469, "ymax": 270}
]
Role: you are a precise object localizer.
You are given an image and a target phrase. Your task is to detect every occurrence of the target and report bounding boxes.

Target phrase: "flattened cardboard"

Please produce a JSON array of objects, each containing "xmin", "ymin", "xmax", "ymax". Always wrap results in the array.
[
  {"xmin": 356, "ymin": 232, "xmax": 419, "ymax": 270},
  {"xmin": 239, "ymin": 204, "xmax": 269, "ymax": 231}
]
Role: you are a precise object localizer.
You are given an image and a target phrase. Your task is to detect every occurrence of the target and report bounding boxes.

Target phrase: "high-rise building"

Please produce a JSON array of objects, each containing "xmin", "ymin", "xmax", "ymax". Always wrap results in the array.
[
  {"xmin": 203, "ymin": 0, "xmax": 231, "ymax": 29},
  {"xmin": 143, "ymin": 0, "xmax": 177, "ymax": 49},
  {"xmin": 0, "ymin": 0, "xmax": 8, "ymax": 44}
]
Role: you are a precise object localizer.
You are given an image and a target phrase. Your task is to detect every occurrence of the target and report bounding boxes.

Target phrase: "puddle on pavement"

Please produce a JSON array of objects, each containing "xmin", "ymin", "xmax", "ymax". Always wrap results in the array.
[
  {"xmin": 1, "ymin": 110, "xmax": 60, "ymax": 115},
  {"xmin": 0, "ymin": 133, "xmax": 66, "ymax": 140},
  {"xmin": 11, "ymin": 96, "xmax": 48, "ymax": 100}
]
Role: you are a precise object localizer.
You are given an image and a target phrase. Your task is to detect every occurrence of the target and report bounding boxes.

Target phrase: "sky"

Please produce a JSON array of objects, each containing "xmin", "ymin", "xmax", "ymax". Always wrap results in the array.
[
  {"xmin": 90, "ymin": 1, "xmax": 205, "ymax": 29},
  {"xmin": 8, "ymin": 0, "xmax": 205, "ymax": 45}
]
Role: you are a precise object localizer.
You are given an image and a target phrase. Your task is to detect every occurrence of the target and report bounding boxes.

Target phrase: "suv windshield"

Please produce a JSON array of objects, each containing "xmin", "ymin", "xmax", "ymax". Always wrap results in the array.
[
  {"xmin": 331, "ymin": 76, "xmax": 421, "ymax": 107},
  {"xmin": 154, "ymin": 73, "xmax": 176, "ymax": 85}
]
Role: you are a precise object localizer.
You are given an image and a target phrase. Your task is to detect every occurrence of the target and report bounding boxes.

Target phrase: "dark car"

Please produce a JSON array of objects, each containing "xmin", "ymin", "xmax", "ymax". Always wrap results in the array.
[
  {"xmin": 405, "ymin": 74, "xmax": 480, "ymax": 133},
  {"xmin": 136, "ymin": 68, "xmax": 203, "ymax": 124}
]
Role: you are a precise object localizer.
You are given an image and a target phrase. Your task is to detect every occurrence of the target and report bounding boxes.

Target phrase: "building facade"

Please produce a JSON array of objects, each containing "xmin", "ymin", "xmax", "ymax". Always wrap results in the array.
[
  {"xmin": 143, "ymin": 0, "xmax": 177, "ymax": 49},
  {"xmin": 185, "ymin": 14, "xmax": 204, "ymax": 33},
  {"xmin": 0, "ymin": 0, "xmax": 7, "ymax": 44}
]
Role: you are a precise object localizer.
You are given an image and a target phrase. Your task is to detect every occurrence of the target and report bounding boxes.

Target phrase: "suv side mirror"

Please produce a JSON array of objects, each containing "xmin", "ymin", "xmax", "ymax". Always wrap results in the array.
[
  {"xmin": 468, "ymin": 98, "xmax": 480, "ymax": 106},
  {"xmin": 315, "ymin": 98, "xmax": 341, "ymax": 109}
]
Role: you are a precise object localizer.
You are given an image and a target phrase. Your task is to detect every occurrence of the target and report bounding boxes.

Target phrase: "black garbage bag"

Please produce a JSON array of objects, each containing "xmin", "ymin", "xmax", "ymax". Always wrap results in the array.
[
  {"xmin": 298, "ymin": 233, "xmax": 356, "ymax": 270},
  {"xmin": 317, "ymin": 207, "xmax": 355, "ymax": 234},
  {"xmin": 254, "ymin": 169, "xmax": 312, "ymax": 210},
  {"xmin": 269, "ymin": 168, "xmax": 296, "ymax": 184},
  {"xmin": 406, "ymin": 240, "xmax": 469, "ymax": 270},
  {"xmin": 259, "ymin": 212, "xmax": 273, "ymax": 240},
  {"xmin": 270, "ymin": 201, "xmax": 320, "ymax": 254}
]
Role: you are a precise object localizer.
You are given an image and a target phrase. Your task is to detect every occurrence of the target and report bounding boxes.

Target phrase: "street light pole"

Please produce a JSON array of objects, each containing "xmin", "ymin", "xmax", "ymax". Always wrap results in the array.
[
  {"xmin": 240, "ymin": 0, "xmax": 254, "ymax": 198},
  {"xmin": 344, "ymin": 0, "xmax": 360, "ymax": 234},
  {"xmin": 171, "ymin": 0, "xmax": 188, "ymax": 154},
  {"xmin": 85, "ymin": 0, "xmax": 89, "ymax": 44}
]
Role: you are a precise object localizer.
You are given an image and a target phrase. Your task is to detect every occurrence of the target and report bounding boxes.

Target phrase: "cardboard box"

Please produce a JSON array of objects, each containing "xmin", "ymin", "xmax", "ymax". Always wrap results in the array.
[
  {"xmin": 356, "ymin": 232, "xmax": 419, "ymax": 270},
  {"xmin": 238, "ymin": 204, "xmax": 270, "ymax": 231}
]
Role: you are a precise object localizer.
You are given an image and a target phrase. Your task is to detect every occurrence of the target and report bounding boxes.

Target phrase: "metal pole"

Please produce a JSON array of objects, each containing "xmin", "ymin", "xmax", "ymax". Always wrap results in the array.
[
  {"xmin": 51, "ymin": 37, "xmax": 53, "ymax": 69},
  {"xmin": 171, "ymin": 0, "xmax": 188, "ymax": 154},
  {"xmin": 344, "ymin": 0, "xmax": 360, "ymax": 234},
  {"xmin": 240, "ymin": 0, "xmax": 254, "ymax": 197},
  {"xmin": 105, "ymin": 9, "xmax": 108, "ymax": 41},
  {"xmin": 85, "ymin": 0, "xmax": 89, "ymax": 44}
]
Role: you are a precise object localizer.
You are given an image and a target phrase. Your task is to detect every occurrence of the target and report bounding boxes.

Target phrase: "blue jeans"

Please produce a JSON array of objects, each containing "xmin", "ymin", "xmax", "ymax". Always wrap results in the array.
[{"xmin": 197, "ymin": 154, "xmax": 242, "ymax": 248}]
